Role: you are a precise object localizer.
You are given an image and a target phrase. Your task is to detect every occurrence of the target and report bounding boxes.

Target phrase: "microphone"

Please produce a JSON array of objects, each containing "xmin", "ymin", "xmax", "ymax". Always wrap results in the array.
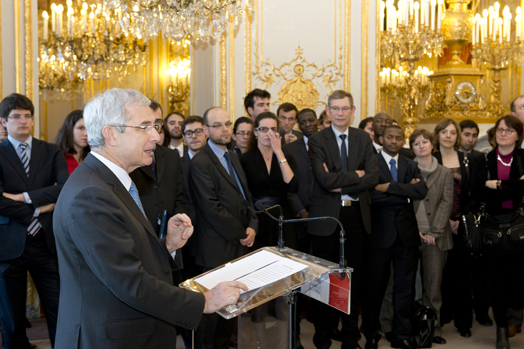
[{"xmin": 241, "ymin": 199, "xmax": 346, "ymax": 270}]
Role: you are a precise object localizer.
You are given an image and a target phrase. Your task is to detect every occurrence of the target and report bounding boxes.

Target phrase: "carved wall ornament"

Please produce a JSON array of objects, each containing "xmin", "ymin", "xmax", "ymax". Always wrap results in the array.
[{"xmin": 253, "ymin": 46, "xmax": 343, "ymax": 110}]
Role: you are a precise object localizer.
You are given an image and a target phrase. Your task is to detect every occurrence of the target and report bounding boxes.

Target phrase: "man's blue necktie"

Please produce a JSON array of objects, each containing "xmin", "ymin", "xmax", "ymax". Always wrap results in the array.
[
  {"xmin": 339, "ymin": 134, "xmax": 348, "ymax": 172},
  {"xmin": 129, "ymin": 181, "xmax": 147, "ymax": 218},
  {"xmin": 389, "ymin": 158, "xmax": 397, "ymax": 182}
]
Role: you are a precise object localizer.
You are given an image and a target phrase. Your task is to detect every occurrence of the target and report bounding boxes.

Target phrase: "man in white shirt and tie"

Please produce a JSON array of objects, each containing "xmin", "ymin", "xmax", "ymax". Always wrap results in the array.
[{"xmin": 0, "ymin": 93, "xmax": 69, "ymax": 348}]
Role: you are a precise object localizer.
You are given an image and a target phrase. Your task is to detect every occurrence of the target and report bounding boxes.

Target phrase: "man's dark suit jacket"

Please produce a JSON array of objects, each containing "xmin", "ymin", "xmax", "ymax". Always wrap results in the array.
[
  {"xmin": 280, "ymin": 128, "xmax": 303, "ymax": 146},
  {"xmin": 307, "ymin": 126, "xmax": 379, "ymax": 235},
  {"xmin": 189, "ymin": 143, "xmax": 258, "ymax": 268},
  {"xmin": 368, "ymin": 153, "xmax": 427, "ymax": 249},
  {"xmin": 53, "ymin": 154, "xmax": 205, "ymax": 348},
  {"xmin": 181, "ymin": 151, "xmax": 196, "ymax": 222},
  {"xmin": 0, "ymin": 138, "xmax": 69, "ymax": 260},
  {"xmin": 283, "ymin": 137, "xmax": 314, "ymax": 216},
  {"xmin": 130, "ymin": 145, "xmax": 189, "ymax": 235}
]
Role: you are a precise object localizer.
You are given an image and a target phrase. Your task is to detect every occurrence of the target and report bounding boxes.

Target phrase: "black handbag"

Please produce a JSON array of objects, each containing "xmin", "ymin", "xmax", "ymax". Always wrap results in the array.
[
  {"xmin": 411, "ymin": 301, "xmax": 437, "ymax": 348},
  {"xmin": 483, "ymin": 207, "xmax": 524, "ymax": 254}
]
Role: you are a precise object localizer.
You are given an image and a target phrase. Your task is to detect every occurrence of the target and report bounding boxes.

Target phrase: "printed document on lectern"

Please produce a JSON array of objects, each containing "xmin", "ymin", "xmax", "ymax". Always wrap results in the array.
[{"xmin": 195, "ymin": 250, "xmax": 308, "ymax": 293}]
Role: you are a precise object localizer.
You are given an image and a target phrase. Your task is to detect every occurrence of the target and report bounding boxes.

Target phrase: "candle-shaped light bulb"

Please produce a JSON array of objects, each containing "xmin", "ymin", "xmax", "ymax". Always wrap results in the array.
[
  {"xmin": 414, "ymin": 1, "xmax": 419, "ymax": 32},
  {"xmin": 42, "ymin": 11, "xmax": 49, "ymax": 40},
  {"xmin": 498, "ymin": 17, "xmax": 503, "ymax": 43},
  {"xmin": 430, "ymin": 0, "xmax": 436, "ymax": 30},
  {"xmin": 436, "ymin": 0, "xmax": 442, "ymax": 29}
]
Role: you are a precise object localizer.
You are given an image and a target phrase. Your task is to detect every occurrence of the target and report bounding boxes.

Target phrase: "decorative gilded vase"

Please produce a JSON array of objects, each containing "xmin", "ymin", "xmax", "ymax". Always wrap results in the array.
[{"xmin": 441, "ymin": 0, "xmax": 473, "ymax": 66}]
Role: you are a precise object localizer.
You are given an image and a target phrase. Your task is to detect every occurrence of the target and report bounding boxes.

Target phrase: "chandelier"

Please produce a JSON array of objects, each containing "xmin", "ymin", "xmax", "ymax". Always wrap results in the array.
[
  {"xmin": 104, "ymin": 0, "xmax": 254, "ymax": 42},
  {"xmin": 470, "ymin": 2, "xmax": 524, "ymax": 116},
  {"xmin": 380, "ymin": 0, "xmax": 443, "ymax": 136},
  {"xmin": 39, "ymin": 1, "xmax": 149, "ymax": 101}
]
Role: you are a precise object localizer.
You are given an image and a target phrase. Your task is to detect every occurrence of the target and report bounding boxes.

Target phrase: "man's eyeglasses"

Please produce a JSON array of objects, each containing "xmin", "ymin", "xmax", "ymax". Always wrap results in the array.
[
  {"xmin": 256, "ymin": 127, "xmax": 278, "ymax": 133},
  {"xmin": 184, "ymin": 128, "xmax": 204, "ymax": 137},
  {"xmin": 329, "ymin": 106, "xmax": 352, "ymax": 113},
  {"xmin": 206, "ymin": 122, "xmax": 233, "ymax": 129},
  {"xmin": 113, "ymin": 122, "xmax": 163, "ymax": 135},
  {"xmin": 7, "ymin": 114, "xmax": 33, "ymax": 121},
  {"xmin": 496, "ymin": 128, "xmax": 516, "ymax": 134},
  {"xmin": 236, "ymin": 131, "xmax": 252, "ymax": 137}
]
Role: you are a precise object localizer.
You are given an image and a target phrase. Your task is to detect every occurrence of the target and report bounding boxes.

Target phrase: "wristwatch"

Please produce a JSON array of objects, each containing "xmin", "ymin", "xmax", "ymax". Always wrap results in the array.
[{"xmin": 496, "ymin": 180, "xmax": 501, "ymax": 189}]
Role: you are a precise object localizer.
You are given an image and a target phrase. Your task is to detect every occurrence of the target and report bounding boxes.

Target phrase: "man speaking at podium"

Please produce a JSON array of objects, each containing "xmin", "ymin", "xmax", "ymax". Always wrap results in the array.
[{"xmin": 53, "ymin": 89, "xmax": 246, "ymax": 348}]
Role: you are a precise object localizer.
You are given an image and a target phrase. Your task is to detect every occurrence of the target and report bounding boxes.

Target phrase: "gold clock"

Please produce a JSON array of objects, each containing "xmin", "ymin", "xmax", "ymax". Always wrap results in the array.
[{"xmin": 455, "ymin": 81, "xmax": 476, "ymax": 103}]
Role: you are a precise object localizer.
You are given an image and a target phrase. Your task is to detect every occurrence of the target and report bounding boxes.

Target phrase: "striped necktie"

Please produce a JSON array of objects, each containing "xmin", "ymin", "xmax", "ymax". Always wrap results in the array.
[{"xmin": 20, "ymin": 143, "xmax": 41, "ymax": 236}]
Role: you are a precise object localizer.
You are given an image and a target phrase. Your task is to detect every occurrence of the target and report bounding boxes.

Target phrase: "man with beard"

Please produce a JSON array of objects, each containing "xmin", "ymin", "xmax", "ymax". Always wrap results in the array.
[
  {"xmin": 189, "ymin": 107, "xmax": 258, "ymax": 349},
  {"xmin": 166, "ymin": 112, "xmax": 187, "ymax": 157}
]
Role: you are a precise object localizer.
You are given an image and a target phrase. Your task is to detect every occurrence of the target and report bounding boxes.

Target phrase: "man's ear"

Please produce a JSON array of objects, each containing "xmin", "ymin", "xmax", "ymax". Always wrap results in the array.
[
  {"xmin": 247, "ymin": 107, "xmax": 254, "ymax": 117},
  {"xmin": 401, "ymin": 139, "xmax": 406, "ymax": 147},
  {"xmin": 103, "ymin": 126, "xmax": 117, "ymax": 146}
]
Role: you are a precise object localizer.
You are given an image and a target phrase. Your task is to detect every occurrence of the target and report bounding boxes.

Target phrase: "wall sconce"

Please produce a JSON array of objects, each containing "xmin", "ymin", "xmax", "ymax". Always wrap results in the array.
[{"xmin": 166, "ymin": 58, "xmax": 191, "ymax": 115}]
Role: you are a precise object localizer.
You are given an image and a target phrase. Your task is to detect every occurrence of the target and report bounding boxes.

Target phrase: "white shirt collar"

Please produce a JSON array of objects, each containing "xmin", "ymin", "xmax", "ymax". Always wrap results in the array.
[
  {"xmin": 90, "ymin": 151, "xmax": 132, "ymax": 191},
  {"xmin": 331, "ymin": 125, "xmax": 348, "ymax": 138},
  {"xmin": 373, "ymin": 141, "xmax": 382, "ymax": 152},
  {"xmin": 381, "ymin": 150, "xmax": 399, "ymax": 170},
  {"xmin": 8, "ymin": 135, "xmax": 32, "ymax": 150},
  {"xmin": 303, "ymin": 135, "xmax": 309, "ymax": 150}
]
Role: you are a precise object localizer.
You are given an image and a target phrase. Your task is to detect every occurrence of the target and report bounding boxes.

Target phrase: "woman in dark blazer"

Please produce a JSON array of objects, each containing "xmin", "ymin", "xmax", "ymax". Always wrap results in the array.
[
  {"xmin": 240, "ymin": 112, "xmax": 298, "ymax": 249},
  {"xmin": 471, "ymin": 115, "xmax": 524, "ymax": 349},
  {"xmin": 411, "ymin": 129, "xmax": 454, "ymax": 344},
  {"xmin": 433, "ymin": 118, "xmax": 476, "ymax": 337}
]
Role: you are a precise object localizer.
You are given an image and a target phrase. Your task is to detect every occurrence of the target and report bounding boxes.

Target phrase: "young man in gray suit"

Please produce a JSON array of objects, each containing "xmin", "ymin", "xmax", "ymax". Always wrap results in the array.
[
  {"xmin": 53, "ymin": 89, "xmax": 246, "ymax": 348},
  {"xmin": 308, "ymin": 90, "xmax": 379, "ymax": 349}
]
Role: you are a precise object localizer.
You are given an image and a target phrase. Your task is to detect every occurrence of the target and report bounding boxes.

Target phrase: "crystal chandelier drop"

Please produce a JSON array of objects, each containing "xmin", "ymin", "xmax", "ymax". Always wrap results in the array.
[{"xmin": 113, "ymin": 0, "xmax": 255, "ymax": 42}]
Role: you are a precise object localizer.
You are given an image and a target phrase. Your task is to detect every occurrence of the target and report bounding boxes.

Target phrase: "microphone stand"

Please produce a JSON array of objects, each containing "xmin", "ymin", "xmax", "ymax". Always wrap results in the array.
[{"xmin": 241, "ymin": 199, "xmax": 347, "ymax": 270}]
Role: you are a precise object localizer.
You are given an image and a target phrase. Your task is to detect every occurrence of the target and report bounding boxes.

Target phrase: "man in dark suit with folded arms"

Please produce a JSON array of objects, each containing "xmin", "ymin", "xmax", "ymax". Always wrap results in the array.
[
  {"xmin": 0, "ymin": 93, "xmax": 69, "ymax": 349},
  {"xmin": 361, "ymin": 125, "xmax": 427, "ymax": 349},
  {"xmin": 308, "ymin": 90, "xmax": 379, "ymax": 349},
  {"xmin": 189, "ymin": 106, "xmax": 258, "ymax": 349},
  {"xmin": 53, "ymin": 89, "xmax": 246, "ymax": 348}
]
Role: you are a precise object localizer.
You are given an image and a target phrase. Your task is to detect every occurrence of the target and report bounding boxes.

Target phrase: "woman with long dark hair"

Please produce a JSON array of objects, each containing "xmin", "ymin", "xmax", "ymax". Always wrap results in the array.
[{"xmin": 55, "ymin": 109, "xmax": 90, "ymax": 174}]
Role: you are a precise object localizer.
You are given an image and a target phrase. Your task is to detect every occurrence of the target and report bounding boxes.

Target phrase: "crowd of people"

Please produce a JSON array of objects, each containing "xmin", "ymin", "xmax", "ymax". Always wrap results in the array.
[{"xmin": 0, "ymin": 88, "xmax": 524, "ymax": 349}]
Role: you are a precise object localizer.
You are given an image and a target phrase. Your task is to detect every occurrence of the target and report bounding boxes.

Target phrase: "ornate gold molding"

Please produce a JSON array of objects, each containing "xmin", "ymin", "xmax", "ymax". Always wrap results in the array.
[
  {"xmin": 25, "ymin": 0, "xmax": 33, "ymax": 101},
  {"xmin": 229, "ymin": 16, "xmax": 235, "ymax": 120},
  {"xmin": 254, "ymin": 46, "xmax": 343, "ymax": 110},
  {"xmin": 219, "ymin": 32, "xmax": 227, "ymax": 110},
  {"xmin": 344, "ymin": 0, "xmax": 350, "ymax": 92},
  {"xmin": 15, "ymin": 0, "xmax": 22, "ymax": 93},
  {"xmin": 361, "ymin": 0, "xmax": 369, "ymax": 118},
  {"xmin": 244, "ymin": 7, "xmax": 252, "ymax": 94}
]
